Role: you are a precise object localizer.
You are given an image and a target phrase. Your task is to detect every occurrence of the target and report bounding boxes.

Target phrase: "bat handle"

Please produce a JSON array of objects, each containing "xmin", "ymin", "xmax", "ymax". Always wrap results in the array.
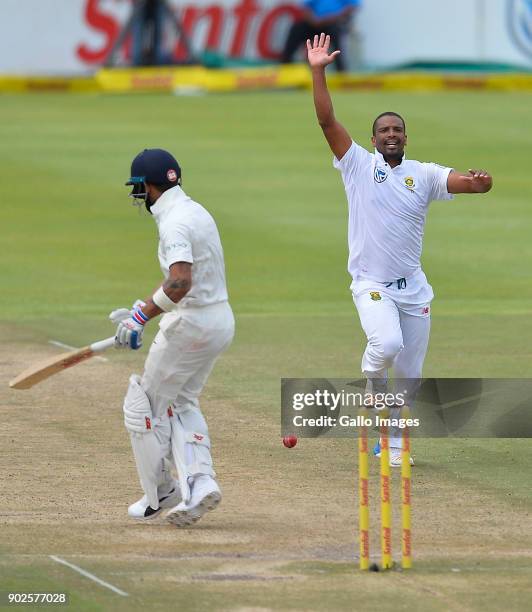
[{"xmin": 90, "ymin": 336, "xmax": 116, "ymax": 353}]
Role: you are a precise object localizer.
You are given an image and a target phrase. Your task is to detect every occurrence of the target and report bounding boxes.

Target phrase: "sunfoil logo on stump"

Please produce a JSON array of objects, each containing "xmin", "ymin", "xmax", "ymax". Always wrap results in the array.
[{"xmin": 508, "ymin": 0, "xmax": 532, "ymax": 60}]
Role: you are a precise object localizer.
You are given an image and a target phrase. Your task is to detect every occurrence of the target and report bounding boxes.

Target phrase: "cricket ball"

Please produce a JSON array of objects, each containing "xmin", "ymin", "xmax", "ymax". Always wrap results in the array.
[{"xmin": 282, "ymin": 435, "xmax": 298, "ymax": 448}]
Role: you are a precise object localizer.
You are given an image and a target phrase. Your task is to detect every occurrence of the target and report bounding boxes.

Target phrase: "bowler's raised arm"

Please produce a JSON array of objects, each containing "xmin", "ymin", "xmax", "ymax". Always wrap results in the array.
[{"xmin": 307, "ymin": 34, "xmax": 352, "ymax": 161}]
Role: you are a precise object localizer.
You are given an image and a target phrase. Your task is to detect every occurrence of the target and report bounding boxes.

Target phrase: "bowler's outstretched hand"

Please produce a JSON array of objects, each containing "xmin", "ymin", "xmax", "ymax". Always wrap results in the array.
[
  {"xmin": 307, "ymin": 33, "xmax": 341, "ymax": 68},
  {"xmin": 465, "ymin": 169, "xmax": 493, "ymax": 193},
  {"xmin": 447, "ymin": 168, "xmax": 493, "ymax": 194}
]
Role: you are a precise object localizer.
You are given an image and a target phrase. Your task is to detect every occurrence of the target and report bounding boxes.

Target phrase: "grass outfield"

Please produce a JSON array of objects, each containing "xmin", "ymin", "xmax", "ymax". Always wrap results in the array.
[
  {"xmin": 1, "ymin": 90, "xmax": 532, "ymax": 610},
  {"xmin": 3, "ymin": 90, "xmax": 532, "ymax": 372}
]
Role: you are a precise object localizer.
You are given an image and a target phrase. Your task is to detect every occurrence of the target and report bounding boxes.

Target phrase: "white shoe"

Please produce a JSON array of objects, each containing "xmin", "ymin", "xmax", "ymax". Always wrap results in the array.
[
  {"xmin": 390, "ymin": 448, "xmax": 414, "ymax": 467},
  {"xmin": 166, "ymin": 475, "xmax": 221, "ymax": 528},
  {"xmin": 128, "ymin": 484, "xmax": 181, "ymax": 521}
]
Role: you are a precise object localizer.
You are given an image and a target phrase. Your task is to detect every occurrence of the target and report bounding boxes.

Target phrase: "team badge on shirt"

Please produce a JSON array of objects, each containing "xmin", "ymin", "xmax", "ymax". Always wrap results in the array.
[
  {"xmin": 404, "ymin": 176, "xmax": 416, "ymax": 190},
  {"xmin": 374, "ymin": 167, "xmax": 388, "ymax": 183},
  {"xmin": 370, "ymin": 291, "xmax": 382, "ymax": 301}
]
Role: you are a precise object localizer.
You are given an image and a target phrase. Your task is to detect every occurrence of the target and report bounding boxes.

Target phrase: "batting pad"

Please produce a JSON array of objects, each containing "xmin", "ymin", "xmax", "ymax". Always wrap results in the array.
[
  {"xmin": 170, "ymin": 415, "xmax": 191, "ymax": 504},
  {"xmin": 123, "ymin": 374, "xmax": 163, "ymax": 510},
  {"xmin": 170, "ymin": 407, "xmax": 215, "ymax": 504},
  {"xmin": 184, "ymin": 430, "xmax": 214, "ymax": 478}
]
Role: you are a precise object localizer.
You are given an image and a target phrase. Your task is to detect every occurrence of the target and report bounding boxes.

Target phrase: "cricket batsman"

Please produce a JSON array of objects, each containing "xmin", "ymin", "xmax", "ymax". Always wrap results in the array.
[
  {"xmin": 307, "ymin": 35, "xmax": 492, "ymax": 464},
  {"xmin": 110, "ymin": 148, "xmax": 234, "ymax": 525}
]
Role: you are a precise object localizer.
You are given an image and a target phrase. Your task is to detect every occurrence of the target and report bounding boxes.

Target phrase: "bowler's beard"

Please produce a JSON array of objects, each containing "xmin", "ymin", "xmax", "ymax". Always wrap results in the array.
[{"xmin": 380, "ymin": 147, "xmax": 404, "ymax": 164}]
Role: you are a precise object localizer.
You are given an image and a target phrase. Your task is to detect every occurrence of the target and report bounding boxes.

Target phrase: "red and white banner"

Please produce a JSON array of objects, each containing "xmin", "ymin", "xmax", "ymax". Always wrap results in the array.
[
  {"xmin": 1, "ymin": 0, "xmax": 531, "ymax": 75},
  {"xmin": 3, "ymin": 0, "xmax": 300, "ymax": 74}
]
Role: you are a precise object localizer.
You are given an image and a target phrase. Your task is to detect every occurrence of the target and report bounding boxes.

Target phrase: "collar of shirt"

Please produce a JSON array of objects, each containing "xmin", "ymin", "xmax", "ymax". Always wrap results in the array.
[
  {"xmin": 150, "ymin": 185, "xmax": 188, "ymax": 221},
  {"xmin": 374, "ymin": 148, "xmax": 406, "ymax": 168}
]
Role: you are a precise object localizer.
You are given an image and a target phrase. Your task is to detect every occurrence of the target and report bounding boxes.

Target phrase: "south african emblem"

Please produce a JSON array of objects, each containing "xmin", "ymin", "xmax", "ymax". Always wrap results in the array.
[
  {"xmin": 404, "ymin": 176, "xmax": 415, "ymax": 189},
  {"xmin": 370, "ymin": 292, "xmax": 381, "ymax": 301},
  {"xmin": 374, "ymin": 167, "xmax": 388, "ymax": 183}
]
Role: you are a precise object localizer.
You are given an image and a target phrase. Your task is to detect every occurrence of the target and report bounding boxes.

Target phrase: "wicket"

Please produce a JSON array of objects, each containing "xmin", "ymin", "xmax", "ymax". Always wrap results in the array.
[
  {"xmin": 401, "ymin": 407, "xmax": 412, "ymax": 569},
  {"xmin": 358, "ymin": 406, "xmax": 412, "ymax": 570},
  {"xmin": 358, "ymin": 428, "xmax": 370, "ymax": 570}
]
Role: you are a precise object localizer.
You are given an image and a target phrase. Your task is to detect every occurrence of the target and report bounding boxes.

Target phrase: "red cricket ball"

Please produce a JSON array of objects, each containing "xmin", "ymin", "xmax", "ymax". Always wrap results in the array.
[{"xmin": 282, "ymin": 435, "xmax": 298, "ymax": 448}]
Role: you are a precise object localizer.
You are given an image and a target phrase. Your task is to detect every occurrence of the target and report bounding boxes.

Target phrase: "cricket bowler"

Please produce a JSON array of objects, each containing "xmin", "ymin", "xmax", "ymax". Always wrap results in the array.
[
  {"xmin": 111, "ymin": 148, "xmax": 234, "ymax": 525},
  {"xmin": 307, "ymin": 35, "xmax": 492, "ymax": 464}
]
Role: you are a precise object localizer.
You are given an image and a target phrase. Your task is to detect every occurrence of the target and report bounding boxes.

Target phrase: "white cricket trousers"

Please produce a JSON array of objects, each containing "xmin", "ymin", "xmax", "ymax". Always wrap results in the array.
[
  {"xmin": 352, "ymin": 269, "xmax": 433, "ymax": 448},
  {"xmin": 141, "ymin": 301, "xmax": 235, "ymax": 470}
]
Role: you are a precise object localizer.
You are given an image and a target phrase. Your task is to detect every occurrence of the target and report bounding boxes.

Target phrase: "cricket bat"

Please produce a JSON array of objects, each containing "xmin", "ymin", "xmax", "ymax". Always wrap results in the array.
[{"xmin": 9, "ymin": 336, "xmax": 116, "ymax": 390}]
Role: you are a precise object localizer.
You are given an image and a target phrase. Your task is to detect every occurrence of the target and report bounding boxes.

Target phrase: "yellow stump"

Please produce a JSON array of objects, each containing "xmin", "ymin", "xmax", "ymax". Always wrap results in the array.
[
  {"xmin": 358, "ymin": 421, "xmax": 370, "ymax": 570},
  {"xmin": 401, "ymin": 406, "xmax": 412, "ymax": 569},
  {"xmin": 380, "ymin": 418, "xmax": 392, "ymax": 569}
]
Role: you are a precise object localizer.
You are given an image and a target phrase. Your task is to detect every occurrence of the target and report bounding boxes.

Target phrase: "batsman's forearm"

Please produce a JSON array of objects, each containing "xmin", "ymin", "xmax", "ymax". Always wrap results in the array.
[
  {"xmin": 140, "ymin": 301, "xmax": 160, "ymax": 319},
  {"xmin": 141, "ymin": 280, "xmax": 190, "ymax": 320},
  {"xmin": 311, "ymin": 67, "xmax": 335, "ymax": 128}
]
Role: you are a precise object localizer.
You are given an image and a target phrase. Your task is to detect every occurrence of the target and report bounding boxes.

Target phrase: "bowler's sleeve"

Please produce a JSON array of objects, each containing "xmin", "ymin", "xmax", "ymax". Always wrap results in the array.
[
  {"xmin": 425, "ymin": 162, "xmax": 454, "ymax": 202},
  {"xmin": 161, "ymin": 225, "xmax": 193, "ymax": 265},
  {"xmin": 333, "ymin": 140, "xmax": 372, "ymax": 189}
]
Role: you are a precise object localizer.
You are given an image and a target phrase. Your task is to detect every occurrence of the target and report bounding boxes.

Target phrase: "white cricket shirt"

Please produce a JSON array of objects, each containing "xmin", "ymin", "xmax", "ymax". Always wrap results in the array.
[
  {"xmin": 334, "ymin": 141, "xmax": 453, "ymax": 283},
  {"xmin": 150, "ymin": 186, "xmax": 229, "ymax": 307}
]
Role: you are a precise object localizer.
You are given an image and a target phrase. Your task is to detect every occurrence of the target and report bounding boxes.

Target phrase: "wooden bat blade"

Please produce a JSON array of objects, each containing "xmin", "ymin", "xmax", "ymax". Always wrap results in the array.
[
  {"xmin": 9, "ymin": 346, "xmax": 95, "ymax": 389},
  {"xmin": 9, "ymin": 336, "xmax": 115, "ymax": 390}
]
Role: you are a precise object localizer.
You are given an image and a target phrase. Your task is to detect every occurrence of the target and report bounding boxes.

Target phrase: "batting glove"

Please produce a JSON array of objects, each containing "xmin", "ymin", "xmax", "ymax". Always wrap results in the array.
[
  {"xmin": 109, "ymin": 299, "xmax": 147, "ymax": 325},
  {"xmin": 115, "ymin": 307, "xmax": 149, "ymax": 350}
]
